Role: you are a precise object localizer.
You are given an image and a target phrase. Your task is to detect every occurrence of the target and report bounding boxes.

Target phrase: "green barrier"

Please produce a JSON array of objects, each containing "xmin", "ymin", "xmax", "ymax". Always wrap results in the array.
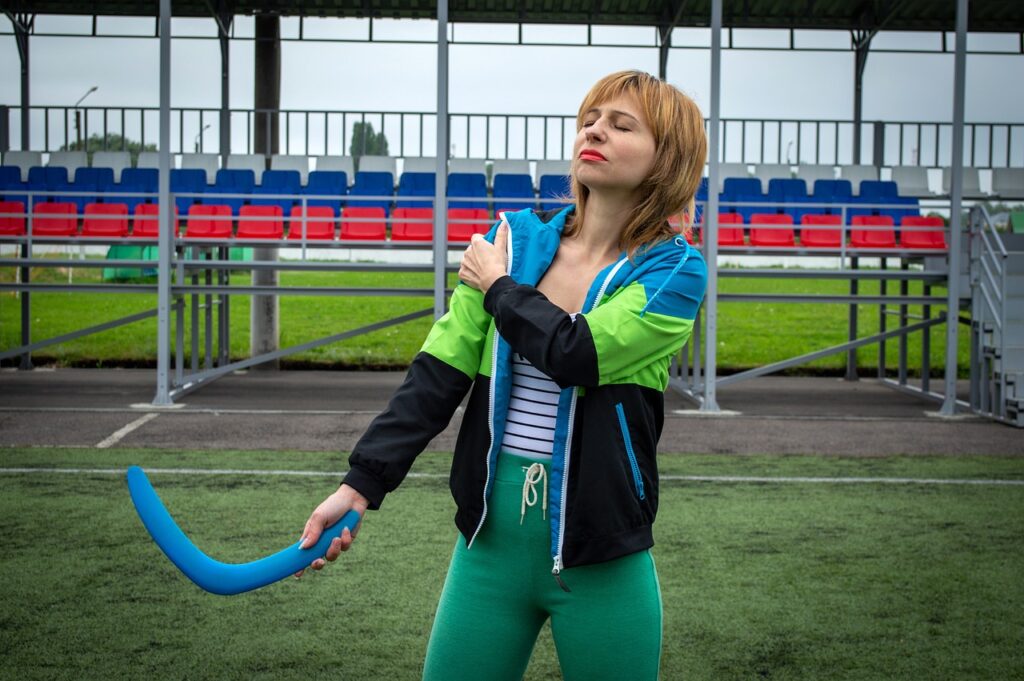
[
  {"xmin": 103, "ymin": 245, "xmax": 158, "ymax": 281},
  {"xmin": 1011, "ymin": 211, "xmax": 1024, "ymax": 235}
]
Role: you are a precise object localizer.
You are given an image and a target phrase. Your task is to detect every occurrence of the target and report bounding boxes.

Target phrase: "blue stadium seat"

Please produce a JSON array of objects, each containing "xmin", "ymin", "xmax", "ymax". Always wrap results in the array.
[
  {"xmin": 303, "ymin": 170, "xmax": 347, "ymax": 216},
  {"xmin": 767, "ymin": 178, "xmax": 810, "ymax": 222},
  {"xmin": 26, "ymin": 166, "xmax": 77, "ymax": 209},
  {"xmin": 447, "ymin": 172, "xmax": 487, "ymax": 210},
  {"xmin": 811, "ymin": 179, "xmax": 854, "ymax": 218},
  {"xmin": 253, "ymin": 169, "xmax": 301, "ymax": 213},
  {"xmin": 493, "ymin": 174, "xmax": 535, "ymax": 213},
  {"xmin": 211, "ymin": 168, "xmax": 254, "ymax": 212},
  {"xmin": 539, "ymin": 174, "xmax": 571, "ymax": 211},
  {"xmin": 348, "ymin": 171, "xmax": 393, "ymax": 214},
  {"xmin": 72, "ymin": 167, "xmax": 115, "ymax": 211},
  {"xmin": 722, "ymin": 177, "xmax": 764, "ymax": 221},
  {"xmin": 396, "ymin": 171, "xmax": 435, "ymax": 209},
  {"xmin": 170, "ymin": 168, "xmax": 207, "ymax": 214},
  {"xmin": 0, "ymin": 166, "xmax": 26, "ymax": 205},
  {"xmin": 117, "ymin": 168, "xmax": 159, "ymax": 212}
]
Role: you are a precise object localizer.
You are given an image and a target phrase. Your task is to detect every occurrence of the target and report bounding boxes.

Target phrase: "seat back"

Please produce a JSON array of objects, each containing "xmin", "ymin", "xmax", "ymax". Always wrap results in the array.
[
  {"xmin": 32, "ymin": 202, "xmax": 78, "ymax": 236},
  {"xmin": 131, "ymin": 204, "xmax": 180, "ymax": 238},
  {"xmin": 0, "ymin": 200, "xmax": 26, "ymax": 235},
  {"xmin": 82, "ymin": 202, "xmax": 129, "ymax": 237},
  {"xmin": 236, "ymin": 205, "xmax": 283, "ymax": 239},
  {"xmin": 339, "ymin": 206, "xmax": 386, "ymax": 240},
  {"xmin": 287, "ymin": 206, "xmax": 336, "ymax": 240},
  {"xmin": 447, "ymin": 173, "xmax": 487, "ymax": 209},
  {"xmin": 850, "ymin": 215, "xmax": 896, "ymax": 248},
  {"xmin": 538, "ymin": 174, "xmax": 571, "ymax": 211},
  {"xmin": 92, "ymin": 151, "xmax": 132, "ymax": 183},
  {"xmin": 447, "ymin": 208, "xmax": 491, "ymax": 242},
  {"xmin": 185, "ymin": 204, "xmax": 233, "ymax": 238},
  {"xmin": 748, "ymin": 213, "xmax": 795, "ymax": 247},
  {"xmin": 899, "ymin": 215, "xmax": 947, "ymax": 249},
  {"xmin": 391, "ymin": 207, "xmax": 433, "ymax": 241},
  {"xmin": 799, "ymin": 214, "xmax": 843, "ymax": 248},
  {"xmin": 2, "ymin": 151, "xmax": 43, "ymax": 181}
]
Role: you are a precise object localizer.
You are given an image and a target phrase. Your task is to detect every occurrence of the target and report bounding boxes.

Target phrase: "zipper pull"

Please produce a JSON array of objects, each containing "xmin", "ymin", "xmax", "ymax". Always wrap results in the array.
[{"xmin": 552, "ymin": 558, "xmax": 571, "ymax": 593}]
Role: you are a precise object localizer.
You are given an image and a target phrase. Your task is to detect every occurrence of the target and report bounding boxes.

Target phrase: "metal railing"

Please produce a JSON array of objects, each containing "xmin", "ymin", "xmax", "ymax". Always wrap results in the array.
[
  {"xmin": 968, "ymin": 204, "xmax": 1010, "ymax": 420},
  {"xmin": 3, "ymin": 104, "xmax": 1023, "ymax": 169}
]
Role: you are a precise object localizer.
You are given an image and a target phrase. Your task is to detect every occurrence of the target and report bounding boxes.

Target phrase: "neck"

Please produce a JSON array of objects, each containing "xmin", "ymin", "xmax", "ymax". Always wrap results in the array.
[{"xmin": 571, "ymin": 189, "xmax": 638, "ymax": 261}]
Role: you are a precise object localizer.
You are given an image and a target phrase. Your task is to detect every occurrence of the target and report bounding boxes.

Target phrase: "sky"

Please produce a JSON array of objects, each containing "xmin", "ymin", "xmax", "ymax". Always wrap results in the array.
[{"xmin": 1, "ymin": 15, "xmax": 1022, "ymax": 167}]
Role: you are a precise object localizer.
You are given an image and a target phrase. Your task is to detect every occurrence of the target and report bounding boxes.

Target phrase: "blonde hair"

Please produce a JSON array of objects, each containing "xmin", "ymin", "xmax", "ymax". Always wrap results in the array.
[{"xmin": 567, "ymin": 70, "xmax": 707, "ymax": 256}]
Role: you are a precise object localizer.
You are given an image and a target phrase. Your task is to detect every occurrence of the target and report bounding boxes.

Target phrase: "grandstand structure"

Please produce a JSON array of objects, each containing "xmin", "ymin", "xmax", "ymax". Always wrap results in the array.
[{"xmin": 1, "ymin": 1, "xmax": 1023, "ymax": 427}]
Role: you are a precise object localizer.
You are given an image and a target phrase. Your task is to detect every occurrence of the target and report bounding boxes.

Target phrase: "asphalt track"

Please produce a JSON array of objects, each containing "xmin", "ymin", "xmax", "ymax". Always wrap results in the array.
[{"xmin": 1, "ymin": 368, "xmax": 1022, "ymax": 456}]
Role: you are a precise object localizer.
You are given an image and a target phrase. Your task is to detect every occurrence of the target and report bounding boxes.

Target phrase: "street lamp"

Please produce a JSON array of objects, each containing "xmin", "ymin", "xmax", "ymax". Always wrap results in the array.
[
  {"xmin": 74, "ymin": 85, "xmax": 98, "ymax": 150},
  {"xmin": 195, "ymin": 124, "xmax": 212, "ymax": 153}
]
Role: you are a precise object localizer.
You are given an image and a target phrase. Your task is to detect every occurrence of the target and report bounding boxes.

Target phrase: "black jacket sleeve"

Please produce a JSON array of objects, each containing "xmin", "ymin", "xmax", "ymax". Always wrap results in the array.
[
  {"xmin": 483, "ymin": 275, "xmax": 600, "ymax": 388},
  {"xmin": 342, "ymin": 352, "xmax": 473, "ymax": 509}
]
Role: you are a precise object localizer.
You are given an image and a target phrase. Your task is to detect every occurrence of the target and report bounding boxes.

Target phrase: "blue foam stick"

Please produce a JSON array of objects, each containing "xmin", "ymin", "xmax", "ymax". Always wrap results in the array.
[{"xmin": 126, "ymin": 465, "xmax": 360, "ymax": 596}]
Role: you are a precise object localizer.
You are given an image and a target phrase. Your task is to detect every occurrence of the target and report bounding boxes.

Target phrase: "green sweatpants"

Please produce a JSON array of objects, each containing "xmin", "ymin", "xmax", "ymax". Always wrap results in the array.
[{"xmin": 422, "ymin": 453, "xmax": 663, "ymax": 681}]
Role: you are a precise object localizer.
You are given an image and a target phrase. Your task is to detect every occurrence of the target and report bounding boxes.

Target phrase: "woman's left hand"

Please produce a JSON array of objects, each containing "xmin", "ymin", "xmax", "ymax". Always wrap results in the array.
[{"xmin": 459, "ymin": 223, "xmax": 509, "ymax": 293}]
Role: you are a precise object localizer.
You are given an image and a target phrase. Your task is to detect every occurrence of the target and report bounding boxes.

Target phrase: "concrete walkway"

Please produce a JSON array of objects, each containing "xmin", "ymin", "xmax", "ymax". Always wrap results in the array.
[{"xmin": 1, "ymin": 368, "xmax": 1021, "ymax": 456}]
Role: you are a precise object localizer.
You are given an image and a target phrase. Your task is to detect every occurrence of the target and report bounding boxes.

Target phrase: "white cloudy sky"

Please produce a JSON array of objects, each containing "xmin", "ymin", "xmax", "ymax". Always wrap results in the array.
[{"xmin": 1, "ymin": 15, "xmax": 1022, "ymax": 165}]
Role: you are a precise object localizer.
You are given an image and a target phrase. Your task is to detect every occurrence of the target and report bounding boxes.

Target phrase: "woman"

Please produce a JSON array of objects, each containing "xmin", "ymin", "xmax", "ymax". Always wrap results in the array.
[{"xmin": 297, "ymin": 70, "xmax": 708, "ymax": 680}]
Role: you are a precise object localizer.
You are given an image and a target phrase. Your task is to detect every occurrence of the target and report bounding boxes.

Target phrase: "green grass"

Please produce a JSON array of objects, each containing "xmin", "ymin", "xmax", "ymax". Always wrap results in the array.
[
  {"xmin": 1, "ymin": 257, "xmax": 970, "ymax": 374},
  {"xmin": 2, "ymin": 447, "xmax": 1022, "ymax": 680}
]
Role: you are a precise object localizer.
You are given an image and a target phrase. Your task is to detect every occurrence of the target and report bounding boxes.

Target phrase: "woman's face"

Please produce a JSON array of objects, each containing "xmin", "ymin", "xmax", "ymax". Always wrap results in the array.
[{"xmin": 572, "ymin": 94, "xmax": 657, "ymax": 197}]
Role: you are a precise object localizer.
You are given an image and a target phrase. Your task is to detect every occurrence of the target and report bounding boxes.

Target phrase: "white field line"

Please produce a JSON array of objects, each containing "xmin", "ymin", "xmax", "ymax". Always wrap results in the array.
[
  {"xmin": 94, "ymin": 413, "xmax": 160, "ymax": 449},
  {"xmin": 0, "ymin": 467, "xmax": 1022, "ymax": 486}
]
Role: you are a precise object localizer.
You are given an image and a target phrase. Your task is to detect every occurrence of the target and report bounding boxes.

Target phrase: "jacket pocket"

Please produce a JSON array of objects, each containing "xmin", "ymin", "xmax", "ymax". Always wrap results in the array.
[{"xmin": 614, "ymin": 402, "xmax": 646, "ymax": 500}]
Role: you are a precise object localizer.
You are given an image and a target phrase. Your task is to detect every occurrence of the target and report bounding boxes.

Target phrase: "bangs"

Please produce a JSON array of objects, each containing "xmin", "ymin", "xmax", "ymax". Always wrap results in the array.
[{"xmin": 576, "ymin": 72, "xmax": 662, "ymax": 139}]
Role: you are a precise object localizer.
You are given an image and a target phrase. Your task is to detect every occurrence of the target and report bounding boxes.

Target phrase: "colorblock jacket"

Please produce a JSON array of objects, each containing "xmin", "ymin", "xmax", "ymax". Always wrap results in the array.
[{"xmin": 343, "ymin": 205, "xmax": 707, "ymax": 578}]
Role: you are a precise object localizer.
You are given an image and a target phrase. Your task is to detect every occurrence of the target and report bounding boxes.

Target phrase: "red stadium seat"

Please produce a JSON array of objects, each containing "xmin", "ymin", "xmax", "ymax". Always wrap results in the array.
[
  {"xmin": 749, "ymin": 213, "xmax": 796, "ymax": 247},
  {"xmin": 32, "ymin": 202, "xmax": 78, "ymax": 236},
  {"xmin": 899, "ymin": 216, "xmax": 947, "ymax": 249},
  {"xmin": 668, "ymin": 214, "xmax": 700, "ymax": 245},
  {"xmin": 850, "ymin": 215, "xmax": 896, "ymax": 249},
  {"xmin": 287, "ymin": 206, "xmax": 336, "ymax": 240},
  {"xmin": 185, "ymin": 204, "xmax": 233, "ymax": 239},
  {"xmin": 82, "ymin": 203, "xmax": 129, "ymax": 237},
  {"xmin": 447, "ymin": 208, "xmax": 490, "ymax": 242},
  {"xmin": 340, "ymin": 206, "xmax": 386, "ymax": 241},
  {"xmin": 799, "ymin": 214, "xmax": 844, "ymax": 248},
  {"xmin": 236, "ymin": 205, "xmax": 284, "ymax": 239},
  {"xmin": 131, "ymin": 204, "xmax": 180, "ymax": 238},
  {"xmin": 714, "ymin": 212, "xmax": 745, "ymax": 246},
  {"xmin": 391, "ymin": 207, "xmax": 432, "ymax": 241},
  {"xmin": 0, "ymin": 201, "xmax": 26, "ymax": 235}
]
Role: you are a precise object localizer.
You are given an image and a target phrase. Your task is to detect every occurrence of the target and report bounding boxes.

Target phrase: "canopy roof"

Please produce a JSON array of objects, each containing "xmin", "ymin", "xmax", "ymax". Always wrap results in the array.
[{"xmin": 2, "ymin": 0, "xmax": 1022, "ymax": 33}]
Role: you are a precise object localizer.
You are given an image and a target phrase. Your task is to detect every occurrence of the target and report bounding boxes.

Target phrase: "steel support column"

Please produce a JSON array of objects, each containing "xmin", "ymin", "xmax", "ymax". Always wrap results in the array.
[
  {"xmin": 153, "ymin": 0, "xmax": 173, "ymax": 405},
  {"xmin": 852, "ymin": 31, "xmax": 872, "ymax": 165},
  {"xmin": 940, "ymin": 0, "xmax": 968, "ymax": 416},
  {"xmin": 701, "ymin": 0, "xmax": 722, "ymax": 412},
  {"xmin": 433, "ymin": 0, "xmax": 450, "ymax": 320},
  {"xmin": 218, "ymin": 13, "xmax": 232, "ymax": 165}
]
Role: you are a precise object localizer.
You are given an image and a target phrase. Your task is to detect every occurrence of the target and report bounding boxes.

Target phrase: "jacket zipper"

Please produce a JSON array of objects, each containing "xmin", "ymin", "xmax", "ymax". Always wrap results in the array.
[
  {"xmin": 615, "ymin": 402, "xmax": 646, "ymax": 500},
  {"xmin": 468, "ymin": 214, "xmax": 514, "ymax": 550},
  {"xmin": 551, "ymin": 254, "xmax": 629, "ymax": 591}
]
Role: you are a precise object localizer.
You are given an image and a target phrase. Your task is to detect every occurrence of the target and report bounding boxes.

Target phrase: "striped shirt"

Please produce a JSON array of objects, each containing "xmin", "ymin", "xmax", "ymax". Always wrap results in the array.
[{"xmin": 500, "ymin": 352, "xmax": 561, "ymax": 460}]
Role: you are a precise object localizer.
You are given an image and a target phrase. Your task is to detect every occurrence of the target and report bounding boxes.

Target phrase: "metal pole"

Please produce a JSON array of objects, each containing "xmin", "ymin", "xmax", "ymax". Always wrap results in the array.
[
  {"xmin": 940, "ymin": 0, "xmax": 968, "ymax": 416},
  {"xmin": 701, "ymin": 0, "xmax": 722, "ymax": 412},
  {"xmin": 153, "ymin": 0, "xmax": 173, "ymax": 406},
  {"xmin": 433, "ymin": 0, "xmax": 449, "ymax": 320},
  {"xmin": 219, "ymin": 16, "xmax": 231, "ymax": 166}
]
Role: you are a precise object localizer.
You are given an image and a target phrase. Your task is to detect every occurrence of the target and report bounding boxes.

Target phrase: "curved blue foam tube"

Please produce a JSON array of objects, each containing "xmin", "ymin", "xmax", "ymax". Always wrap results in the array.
[{"xmin": 126, "ymin": 465, "xmax": 361, "ymax": 596}]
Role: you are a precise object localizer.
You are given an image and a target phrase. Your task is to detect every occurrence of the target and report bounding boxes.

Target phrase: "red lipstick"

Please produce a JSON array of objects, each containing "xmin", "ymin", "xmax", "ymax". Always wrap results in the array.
[{"xmin": 579, "ymin": 149, "xmax": 607, "ymax": 162}]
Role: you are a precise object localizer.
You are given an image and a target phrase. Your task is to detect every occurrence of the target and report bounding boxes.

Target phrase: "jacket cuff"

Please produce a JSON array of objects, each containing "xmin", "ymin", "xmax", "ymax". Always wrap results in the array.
[
  {"xmin": 483, "ymin": 275, "xmax": 516, "ymax": 316},
  {"xmin": 341, "ymin": 466, "xmax": 388, "ymax": 511}
]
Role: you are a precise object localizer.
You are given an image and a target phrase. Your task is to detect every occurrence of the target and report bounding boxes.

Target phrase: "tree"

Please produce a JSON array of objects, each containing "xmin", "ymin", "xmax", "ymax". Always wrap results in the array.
[
  {"xmin": 349, "ymin": 122, "xmax": 389, "ymax": 169},
  {"xmin": 61, "ymin": 133, "xmax": 157, "ymax": 168}
]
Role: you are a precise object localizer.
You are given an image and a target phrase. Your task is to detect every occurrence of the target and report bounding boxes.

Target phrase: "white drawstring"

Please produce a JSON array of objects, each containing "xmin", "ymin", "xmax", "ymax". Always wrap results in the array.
[{"xmin": 520, "ymin": 463, "xmax": 547, "ymax": 524}]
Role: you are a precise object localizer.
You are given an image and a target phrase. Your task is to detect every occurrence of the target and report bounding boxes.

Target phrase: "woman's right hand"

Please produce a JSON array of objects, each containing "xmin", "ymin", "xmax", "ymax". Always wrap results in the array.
[{"xmin": 293, "ymin": 483, "xmax": 370, "ymax": 578}]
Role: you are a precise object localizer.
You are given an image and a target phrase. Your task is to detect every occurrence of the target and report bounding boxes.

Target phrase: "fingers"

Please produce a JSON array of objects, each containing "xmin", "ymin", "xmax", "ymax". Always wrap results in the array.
[{"xmin": 299, "ymin": 513, "xmax": 324, "ymax": 550}]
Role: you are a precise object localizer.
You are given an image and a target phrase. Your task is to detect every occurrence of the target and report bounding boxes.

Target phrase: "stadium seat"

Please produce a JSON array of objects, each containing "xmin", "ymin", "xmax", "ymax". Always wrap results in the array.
[
  {"xmin": 447, "ymin": 208, "xmax": 491, "ymax": 242},
  {"xmin": 253, "ymin": 169, "xmax": 301, "ymax": 213},
  {"xmin": 185, "ymin": 204, "xmax": 233, "ymax": 239},
  {"xmin": 492, "ymin": 160, "xmax": 531, "ymax": 186},
  {"xmin": 131, "ymin": 204, "xmax": 179, "ymax": 238},
  {"xmin": 211, "ymin": 168, "xmax": 255, "ymax": 213},
  {"xmin": 340, "ymin": 206, "xmax": 386, "ymax": 240},
  {"xmin": 226, "ymin": 154, "xmax": 266, "ymax": 179},
  {"xmin": 236, "ymin": 205, "xmax": 284, "ymax": 239},
  {"xmin": 358, "ymin": 156, "xmax": 397, "ymax": 177},
  {"xmin": 396, "ymin": 171, "xmax": 435, "ymax": 209},
  {"xmin": 795, "ymin": 165, "xmax": 837, "ymax": 186},
  {"xmin": 402, "ymin": 157, "xmax": 440, "ymax": 174},
  {"xmin": 899, "ymin": 216, "xmax": 947, "ymax": 249},
  {"xmin": 314, "ymin": 156, "xmax": 355, "ymax": 182},
  {"xmin": 705, "ymin": 212, "xmax": 745, "ymax": 246},
  {"xmin": 31, "ymin": 202, "xmax": 78, "ymax": 236},
  {"xmin": 2, "ymin": 151, "xmax": 43, "ymax": 180},
  {"xmin": 170, "ymin": 168, "xmax": 207, "ymax": 214},
  {"xmin": 493, "ymin": 173, "xmax": 536, "ymax": 213},
  {"xmin": 749, "ymin": 213, "xmax": 796, "ymax": 247},
  {"xmin": 850, "ymin": 215, "xmax": 896, "ymax": 249},
  {"xmin": 722, "ymin": 177, "xmax": 764, "ymax": 221},
  {"xmin": 270, "ymin": 155, "xmax": 310, "ymax": 184},
  {"xmin": 941, "ymin": 167, "xmax": 985, "ymax": 199},
  {"xmin": 117, "ymin": 168, "xmax": 159, "ymax": 212},
  {"xmin": 753, "ymin": 164, "xmax": 794, "ymax": 193},
  {"xmin": 179, "ymin": 153, "xmax": 220, "ymax": 185},
  {"xmin": 890, "ymin": 166, "xmax": 933, "ymax": 197},
  {"xmin": 135, "ymin": 151, "xmax": 161, "ymax": 170},
  {"xmin": 348, "ymin": 171, "xmax": 393, "ymax": 214},
  {"xmin": 391, "ymin": 207, "xmax": 433, "ymax": 241},
  {"xmin": 710, "ymin": 163, "xmax": 752, "ymax": 192},
  {"xmin": 766, "ymin": 178, "xmax": 809, "ymax": 222},
  {"xmin": 839, "ymin": 165, "xmax": 879, "ymax": 188},
  {"xmin": 48, "ymin": 151, "xmax": 88, "ymax": 179},
  {"xmin": 0, "ymin": 200, "xmax": 26, "ymax": 235},
  {"xmin": 449, "ymin": 158, "xmax": 487, "ymax": 176},
  {"xmin": 70, "ymin": 167, "xmax": 115, "ymax": 212},
  {"xmin": 287, "ymin": 206, "xmax": 336, "ymax": 240},
  {"xmin": 447, "ymin": 173, "xmax": 488, "ymax": 209},
  {"xmin": 304, "ymin": 171, "xmax": 347, "ymax": 215},
  {"xmin": 539, "ymin": 174, "xmax": 571, "ymax": 211},
  {"xmin": 91, "ymin": 151, "xmax": 132, "ymax": 183},
  {"xmin": 992, "ymin": 168, "xmax": 1024, "ymax": 200},
  {"xmin": 799, "ymin": 214, "xmax": 844, "ymax": 248},
  {"xmin": 82, "ymin": 202, "xmax": 129, "ymax": 237}
]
